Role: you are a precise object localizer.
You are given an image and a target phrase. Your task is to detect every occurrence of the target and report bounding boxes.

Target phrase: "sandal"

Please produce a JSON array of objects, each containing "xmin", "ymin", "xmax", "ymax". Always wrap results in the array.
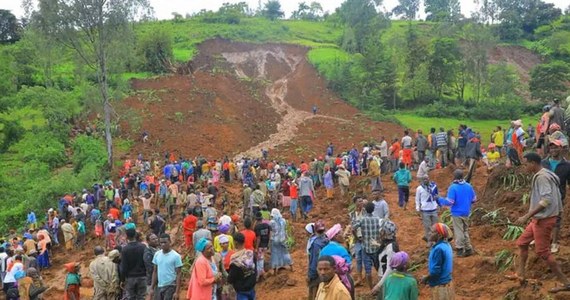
[{"xmin": 549, "ymin": 284, "xmax": 570, "ymax": 293}]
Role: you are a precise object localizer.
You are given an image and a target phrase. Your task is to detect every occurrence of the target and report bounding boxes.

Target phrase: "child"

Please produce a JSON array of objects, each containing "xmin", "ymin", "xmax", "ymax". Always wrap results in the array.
[
  {"xmin": 289, "ymin": 181, "xmax": 299, "ymax": 222},
  {"xmin": 64, "ymin": 262, "xmax": 81, "ymax": 300}
]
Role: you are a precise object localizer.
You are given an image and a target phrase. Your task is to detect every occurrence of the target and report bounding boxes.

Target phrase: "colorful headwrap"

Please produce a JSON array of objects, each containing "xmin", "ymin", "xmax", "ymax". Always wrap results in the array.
[
  {"xmin": 195, "ymin": 237, "xmax": 209, "ymax": 252},
  {"xmin": 218, "ymin": 224, "xmax": 230, "ymax": 234},
  {"xmin": 325, "ymin": 224, "xmax": 342, "ymax": 240},
  {"xmin": 380, "ymin": 220, "xmax": 397, "ymax": 240},
  {"xmin": 432, "ymin": 223, "xmax": 452, "ymax": 240},
  {"xmin": 125, "ymin": 223, "xmax": 136, "ymax": 231},
  {"xmin": 389, "ymin": 251, "xmax": 410, "ymax": 269}
]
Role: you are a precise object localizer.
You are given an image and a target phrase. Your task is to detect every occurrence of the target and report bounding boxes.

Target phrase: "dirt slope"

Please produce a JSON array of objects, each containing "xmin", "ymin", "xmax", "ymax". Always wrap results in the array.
[
  {"xmin": 488, "ymin": 45, "xmax": 543, "ymax": 101},
  {"xmin": 43, "ymin": 39, "xmax": 570, "ymax": 300}
]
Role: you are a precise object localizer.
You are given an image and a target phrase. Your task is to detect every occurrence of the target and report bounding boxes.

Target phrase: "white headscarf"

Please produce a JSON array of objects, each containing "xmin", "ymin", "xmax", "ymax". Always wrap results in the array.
[{"xmin": 270, "ymin": 208, "xmax": 282, "ymax": 219}]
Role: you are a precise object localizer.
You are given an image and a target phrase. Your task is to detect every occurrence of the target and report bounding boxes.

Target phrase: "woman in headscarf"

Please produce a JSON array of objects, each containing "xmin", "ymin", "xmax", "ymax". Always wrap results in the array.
[
  {"xmin": 269, "ymin": 208, "xmax": 293, "ymax": 274},
  {"xmin": 36, "ymin": 234, "xmax": 50, "ymax": 270},
  {"xmin": 320, "ymin": 224, "xmax": 351, "ymax": 265},
  {"xmin": 187, "ymin": 238, "xmax": 221, "ymax": 300},
  {"xmin": 213, "ymin": 224, "xmax": 235, "ymax": 253},
  {"xmin": 371, "ymin": 220, "xmax": 399, "ymax": 296},
  {"xmin": 217, "ymin": 235, "xmax": 235, "ymax": 300},
  {"xmin": 381, "ymin": 251, "xmax": 419, "ymax": 300}
]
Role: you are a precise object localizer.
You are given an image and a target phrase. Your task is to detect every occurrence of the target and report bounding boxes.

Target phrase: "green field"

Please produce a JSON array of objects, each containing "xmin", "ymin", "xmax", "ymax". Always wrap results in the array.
[{"xmin": 395, "ymin": 113, "xmax": 538, "ymax": 144}]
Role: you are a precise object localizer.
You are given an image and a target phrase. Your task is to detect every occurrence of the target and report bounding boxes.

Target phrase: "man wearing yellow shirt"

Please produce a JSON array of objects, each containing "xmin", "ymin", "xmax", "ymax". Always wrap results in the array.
[
  {"xmin": 315, "ymin": 256, "xmax": 351, "ymax": 300},
  {"xmin": 492, "ymin": 126, "xmax": 504, "ymax": 155},
  {"xmin": 485, "ymin": 144, "xmax": 501, "ymax": 170}
]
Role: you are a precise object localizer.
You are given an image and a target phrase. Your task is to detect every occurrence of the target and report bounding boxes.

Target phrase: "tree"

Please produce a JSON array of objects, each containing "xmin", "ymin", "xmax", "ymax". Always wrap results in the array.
[
  {"xmin": 529, "ymin": 61, "xmax": 570, "ymax": 102},
  {"xmin": 337, "ymin": 0, "xmax": 388, "ymax": 53},
  {"xmin": 477, "ymin": 0, "xmax": 499, "ymax": 24},
  {"xmin": 392, "ymin": 0, "xmax": 420, "ymax": 21},
  {"xmin": 262, "ymin": 0, "xmax": 284, "ymax": 20},
  {"xmin": 461, "ymin": 23, "xmax": 495, "ymax": 102},
  {"xmin": 487, "ymin": 63, "xmax": 519, "ymax": 98},
  {"xmin": 0, "ymin": 10, "xmax": 21, "ymax": 43},
  {"xmin": 494, "ymin": 0, "xmax": 562, "ymax": 39},
  {"xmin": 138, "ymin": 27, "xmax": 174, "ymax": 73},
  {"xmin": 34, "ymin": 0, "xmax": 152, "ymax": 169},
  {"xmin": 428, "ymin": 37, "xmax": 461, "ymax": 97},
  {"xmin": 291, "ymin": 2, "xmax": 323, "ymax": 21},
  {"xmin": 425, "ymin": 0, "xmax": 462, "ymax": 22},
  {"xmin": 403, "ymin": 25, "xmax": 429, "ymax": 101}
]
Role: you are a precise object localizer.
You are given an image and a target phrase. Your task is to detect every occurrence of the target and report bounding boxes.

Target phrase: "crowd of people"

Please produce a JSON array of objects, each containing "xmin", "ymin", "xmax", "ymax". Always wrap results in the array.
[{"xmin": 1, "ymin": 96, "xmax": 570, "ymax": 300}]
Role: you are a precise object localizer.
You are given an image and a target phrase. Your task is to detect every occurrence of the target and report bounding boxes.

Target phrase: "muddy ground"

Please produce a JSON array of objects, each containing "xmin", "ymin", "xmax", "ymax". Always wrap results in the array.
[{"xmin": 38, "ymin": 39, "xmax": 570, "ymax": 300}]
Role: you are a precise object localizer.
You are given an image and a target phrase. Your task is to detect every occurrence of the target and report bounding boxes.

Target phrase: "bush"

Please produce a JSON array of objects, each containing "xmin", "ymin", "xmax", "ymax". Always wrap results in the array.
[
  {"xmin": 416, "ymin": 100, "xmax": 526, "ymax": 120},
  {"xmin": 12, "ymin": 132, "xmax": 66, "ymax": 168},
  {"xmin": 72, "ymin": 135, "xmax": 108, "ymax": 173},
  {"xmin": 137, "ymin": 28, "xmax": 174, "ymax": 74}
]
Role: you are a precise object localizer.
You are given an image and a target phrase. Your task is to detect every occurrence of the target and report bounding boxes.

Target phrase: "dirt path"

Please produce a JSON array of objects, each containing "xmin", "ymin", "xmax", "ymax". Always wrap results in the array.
[{"xmin": 222, "ymin": 49, "xmax": 348, "ymax": 160}]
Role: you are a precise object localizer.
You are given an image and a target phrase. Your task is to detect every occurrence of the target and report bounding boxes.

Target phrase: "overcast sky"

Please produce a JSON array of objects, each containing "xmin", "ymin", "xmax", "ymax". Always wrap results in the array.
[{"xmin": 1, "ymin": 0, "xmax": 568, "ymax": 20}]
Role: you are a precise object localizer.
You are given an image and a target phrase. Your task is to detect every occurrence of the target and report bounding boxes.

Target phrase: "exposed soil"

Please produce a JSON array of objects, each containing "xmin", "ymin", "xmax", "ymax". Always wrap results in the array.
[
  {"xmin": 488, "ymin": 45, "xmax": 543, "ymax": 101},
  {"xmin": 43, "ymin": 39, "xmax": 570, "ymax": 300}
]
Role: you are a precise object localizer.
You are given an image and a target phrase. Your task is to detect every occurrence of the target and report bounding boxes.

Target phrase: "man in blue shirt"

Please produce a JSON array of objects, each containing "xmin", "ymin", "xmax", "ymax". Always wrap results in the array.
[
  {"xmin": 439, "ymin": 169, "xmax": 476, "ymax": 257},
  {"xmin": 421, "ymin": 223, "xmax": 454, "ymax": 299}
]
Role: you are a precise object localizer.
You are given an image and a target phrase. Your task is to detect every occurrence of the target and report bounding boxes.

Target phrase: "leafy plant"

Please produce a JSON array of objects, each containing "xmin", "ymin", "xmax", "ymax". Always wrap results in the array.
[
  {"xmin": 495, "ymin": 249, "xmax": 515, "ymax": 272},
  {"xmin": 285, "ymin": 221, "xmax": 296, "ymax": 249},
  {"xmin": 440, "ymin": 209, "xmax": 452, "ymax": 226},
  {"xmin": 482, "ymin": 208, "xmax": 505, "ymax": 225},
  {"xmin": 503, "ymin": 224, "xmax": 523, "ymax": 241}
]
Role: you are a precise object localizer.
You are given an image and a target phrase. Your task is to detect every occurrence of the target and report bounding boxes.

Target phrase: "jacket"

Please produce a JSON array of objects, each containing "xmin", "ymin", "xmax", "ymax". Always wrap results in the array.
[
  {"xmin": 465, "ymin": 138, "xmax": 482, "ymax": 159},
  {"xmin": 393, "ymin": 169, "xmax": 412, "ymax": 187},
  {"xmin": 308, "ymin": 235, "xmax": 329, "ymax": 279},
  {"xmin": 89, "ymin": 255, "xmax": 118, "ymax": 290},
  {"xmin": 186, "ymin": 255, "xmax": 215, "ymax": 300}
]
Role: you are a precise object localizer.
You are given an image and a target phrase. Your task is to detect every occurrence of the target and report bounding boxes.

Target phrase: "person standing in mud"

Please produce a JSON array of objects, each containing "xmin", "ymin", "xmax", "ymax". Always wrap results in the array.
[
  {"xmin": 307, "ymin": 220, "xmax": 328, "ymax": 300},
  {"xmin": 298, "ymin": 172, "xmax": 316, "ymax": 220},
  {"xmin": 438, "ymin": 169, "xmax": 476, "ymax": 257},
  {"xmin": 421, "ymin": 223, "xmax": 454, "ymax": 299},
  {"xmin": 541, "ymin": 139, "xmax": 570, "ymax": 254},
  {"xmin": 353, "ymin": 202, "xmax": 383, "ymax": 290},
  {"xmin": 508, "ymin": 152, "xmax": 570, "ymax": 293}
]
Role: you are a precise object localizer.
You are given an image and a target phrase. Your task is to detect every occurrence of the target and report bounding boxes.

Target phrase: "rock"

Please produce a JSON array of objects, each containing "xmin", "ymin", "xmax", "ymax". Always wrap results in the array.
[{"xmin": 286, "ymin": 279, "xmax": 297, "ymax": 286}]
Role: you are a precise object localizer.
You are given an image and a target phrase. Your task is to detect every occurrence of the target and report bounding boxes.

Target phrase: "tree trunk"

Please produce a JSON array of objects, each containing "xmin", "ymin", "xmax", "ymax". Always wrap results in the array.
[
  {"xmin": 97, "ymin": 7, "xmax": 113, "ymax": 170},
  {"xmin": 100, "ymin": 61, "xmax": 113, "ymax": 170}
]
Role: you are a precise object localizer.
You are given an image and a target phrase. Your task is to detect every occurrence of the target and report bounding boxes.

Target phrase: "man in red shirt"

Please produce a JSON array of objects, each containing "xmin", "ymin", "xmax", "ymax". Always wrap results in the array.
[
  {"xmin": 183, "ymin": 209, "xmax": 198, "ymax": 249},
  {"xmin": 240, "ymin": 218, "xmax": 257, "ymax": 251}
]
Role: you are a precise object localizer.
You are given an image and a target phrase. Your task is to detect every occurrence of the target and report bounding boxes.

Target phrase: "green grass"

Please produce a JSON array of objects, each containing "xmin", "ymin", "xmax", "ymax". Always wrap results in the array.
[
  {"xmin": 395, "ymin": 113, "xmax": 537, "ymax": 144},
  {"xmin": 173, "ymin": 48, "xmax": 195, "ymax": 62},
  {"xmin": 136, "ymin": 17, "xmax": 343, "ymax": 62},
  {"xmin": 121, "ymin": 72, "xmax": 154, "ymax": 80},
  {"xmin": 307, "ymin": 47, "xmax": 350, "ymax": 77}
]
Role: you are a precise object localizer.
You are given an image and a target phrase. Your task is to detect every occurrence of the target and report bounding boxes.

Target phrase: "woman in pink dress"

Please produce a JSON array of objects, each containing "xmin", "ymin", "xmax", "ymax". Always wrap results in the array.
[{"xmin": 187, "ymin": 238, "xmax": 220, "ymax": 299}]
